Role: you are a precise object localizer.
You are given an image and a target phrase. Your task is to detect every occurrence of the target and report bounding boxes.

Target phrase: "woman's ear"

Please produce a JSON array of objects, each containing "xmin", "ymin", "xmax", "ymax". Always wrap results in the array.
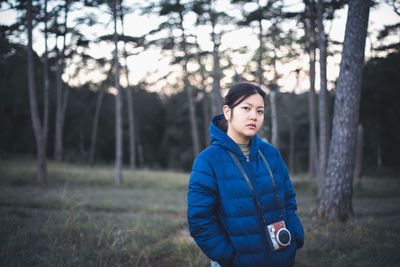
[{"xmin": 223, "ymin": 105, "xmax": 231, "ymax": 121}]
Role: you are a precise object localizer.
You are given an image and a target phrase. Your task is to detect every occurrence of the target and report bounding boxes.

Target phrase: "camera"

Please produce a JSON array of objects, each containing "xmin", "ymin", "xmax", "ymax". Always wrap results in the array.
[{"xmin": 266, "ymin": 220, "xmax": 291, "ymax": 251}]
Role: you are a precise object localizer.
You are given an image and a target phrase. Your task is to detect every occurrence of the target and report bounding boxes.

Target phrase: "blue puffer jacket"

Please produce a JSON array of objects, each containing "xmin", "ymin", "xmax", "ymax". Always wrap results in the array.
[{"xmin": 187, "ymin": 114, "xmax": 304, "ymax": 267}]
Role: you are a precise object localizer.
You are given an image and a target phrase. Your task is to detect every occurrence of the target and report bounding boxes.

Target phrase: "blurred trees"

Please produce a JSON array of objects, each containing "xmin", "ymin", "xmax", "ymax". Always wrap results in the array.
[
  {"xmin": 360, "ymin": 52, "xmax": 400, "ymax": 175},
  {"xmin": 26, "ymin": 0, "xmax": 48, "ymax": 183},
  {"xmin": 0, "ymin": 0, "xmax": 399, "ymax": 181},
  {"xmin": 111, "ymin": 0, "xmax": 123, "ymax": 185},
  {"xmin": 193, "ymin": 0, "xmax": 229, "ymax": 116}
]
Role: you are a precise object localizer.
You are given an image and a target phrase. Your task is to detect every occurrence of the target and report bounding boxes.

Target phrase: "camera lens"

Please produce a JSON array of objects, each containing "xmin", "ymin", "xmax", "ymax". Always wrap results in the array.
[{"xmin": 276, "ymin": 228, "xmax": 291, "ymax": 246}]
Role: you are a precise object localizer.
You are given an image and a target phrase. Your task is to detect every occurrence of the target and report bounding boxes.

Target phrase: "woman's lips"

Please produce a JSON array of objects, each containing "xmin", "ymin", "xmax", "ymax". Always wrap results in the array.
[{"xmin": 246, "ymin": 123, "xmax": 256, "ymax": 129}]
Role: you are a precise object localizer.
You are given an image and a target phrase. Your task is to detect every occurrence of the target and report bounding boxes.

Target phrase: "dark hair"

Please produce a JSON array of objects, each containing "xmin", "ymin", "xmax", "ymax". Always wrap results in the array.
[
  {"xmin": 225, "ymin": 82, "xmax": 266, "ymax": 108},
  {"xmin": 218, "ymin": 82, "xmax": 266, "ymax": 132}
]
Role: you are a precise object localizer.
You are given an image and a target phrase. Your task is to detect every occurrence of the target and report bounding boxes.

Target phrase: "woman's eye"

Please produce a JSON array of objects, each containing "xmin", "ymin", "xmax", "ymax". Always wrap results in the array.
[
  {"xmin": 242, "ymin": 107, "xmax": 250, "ymax": 111},
  {"xmin": 257, "ymin": 110, "xmax": 264, "ymax": 115}
]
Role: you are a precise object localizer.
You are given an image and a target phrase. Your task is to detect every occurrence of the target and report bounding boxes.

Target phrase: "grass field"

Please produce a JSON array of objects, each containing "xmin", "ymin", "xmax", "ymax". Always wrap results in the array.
[{"xmin": 1, "ymin": 158, "xmax": 400, "ymax": 267}]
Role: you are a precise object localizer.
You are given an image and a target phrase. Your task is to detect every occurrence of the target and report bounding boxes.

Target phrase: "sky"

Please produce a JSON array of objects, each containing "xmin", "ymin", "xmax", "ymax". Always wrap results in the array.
[{"xmin": 0, "ymin": 0, "xmax": 399, "ymax": 94}]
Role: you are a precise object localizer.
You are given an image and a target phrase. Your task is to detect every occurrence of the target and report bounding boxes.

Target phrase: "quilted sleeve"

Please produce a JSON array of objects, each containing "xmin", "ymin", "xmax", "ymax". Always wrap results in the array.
[{"xmin": 187, "ymin": 154, "xmax": 235, "ymax": 265}]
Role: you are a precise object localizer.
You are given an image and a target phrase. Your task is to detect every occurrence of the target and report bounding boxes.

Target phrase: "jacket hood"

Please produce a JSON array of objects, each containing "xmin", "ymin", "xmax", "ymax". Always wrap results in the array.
[{"xmin": 209, "ymin": 114, "xmax": 263, "ymax": 159}]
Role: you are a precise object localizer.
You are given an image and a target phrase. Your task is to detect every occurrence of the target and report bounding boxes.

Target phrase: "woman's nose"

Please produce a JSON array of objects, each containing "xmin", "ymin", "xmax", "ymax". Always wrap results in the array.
[{"xmin": 249, "ymin": 110, "xmax": 257, "ymax": 120}]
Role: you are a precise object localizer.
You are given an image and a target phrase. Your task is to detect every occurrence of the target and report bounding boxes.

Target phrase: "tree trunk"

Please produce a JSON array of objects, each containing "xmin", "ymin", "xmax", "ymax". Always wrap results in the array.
[
  {"xmin": 353, "ymin": 123, "xmax": 363, "ymax": 182},
  {"xmin": 307, "ymin": 2, "xmax": 319, "ymax": 177},
  {"xmin": 136, "ymin": 122, "xmax": 144, "ymax": 167},
  {"xmin": 317, "ymin": 0, "xmax": 370, "ymax": 221},
  {"xmin": 89, "ymin": 89, "xmax": 105, "ymax": 166},
  {"xmin": 270, "ymin": 51, "xmax": 280, "ymax": 148},
  {"xmin": 270, "ymin": 89, "xmax": 279, "ymax": 148},
  {"xmin": 179, "ymin": 9, "xmax": 200, "ymax": 156},
  {"xmin": 196, "ymin": 49, "xmax": 210, "ymax": 147},
  {"xmin": 120, "ymin": 9, "xmax": 136, "ymax": 172},
  {"xmin": 316, "ymin": 0, "xmax": 329, "ymax": 197},
  {"xmin": 210, "ymin": 21, "xmax": 223, "ymax": 116},
  {"xmin": 202, "ymin": 91, "xmax": 210, "ymax": 147},
  {"xmin": 289, "ymin": 91, "xmax": 296, "ymax": 174},
  {"xmin": 257, "ymin": 17, "xmax": 264, "ymax": 86},
  {"xmin": 54, "ymin": 1, "xmax": 69, "ymax": 161},
  {"xmin": 54, "ymin": 53, "xmax": 63, "ymax": 161},
  {"xmin": 27, "ymin": 0, "xmax": 47, "ymax": 184},
  {"xmin": 125, "ymin": 66, "xmax": 136, "ymax": 172},
  {"xmin": 43, "ymin": 0, "xmax": 49, "ymax": 142},
  {"xmin": 113, "ymin": 0, "xmax": 123, "ymax": 185},
  {"xmin": 289, "ymin": 70, "xmax": 300, "ymax": 174}
]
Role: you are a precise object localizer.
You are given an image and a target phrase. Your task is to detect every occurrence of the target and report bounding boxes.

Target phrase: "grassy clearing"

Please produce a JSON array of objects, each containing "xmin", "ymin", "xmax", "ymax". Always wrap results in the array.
[{"xmin": 0, "ymin": 158, "xmax": 399, "ymax": 266}]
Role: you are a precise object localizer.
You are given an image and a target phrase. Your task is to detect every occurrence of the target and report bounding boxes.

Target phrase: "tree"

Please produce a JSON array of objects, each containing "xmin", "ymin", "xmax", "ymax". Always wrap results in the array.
[
  {"xmin": 42, "ymin": 0, "xmax": 50, "ymax": 145},
  {"xmin": 360, "ymin": 52, "xmax": 400, "ymax": 175},
  {"xmin": 235, "ymin": 0, "xmax": 301, "ymax": 145},
  {"xmin": 194, "ymin": 37, "xmax": 211, "ymax": 147},
  {"xmin": 26, "ymin": 0, "xmax": 47, "ymax": 183},
  {"xmin": 192, "ymin": 0, "xmax": 231, "ymax": 116},
  {"xmin": 269, "ymin": 83, "xmax": 279, "ymax": 147},
  {"xmin": 119, "ymin": 3, "xmax": 142, "ymax": 172},
  {"xmin": 146, "ymin": 0, "xmax": 201, "ymax": 156},
  {"xmin": 316, "ymin": 0, "xmax": 329, "ymax": 192},
  {"xmin": 112, "ymin": 0, "xmax": 123, "ymax": 186},
  {"xmin": 353, "ymin": 123, "xmax": 363, "ymax": 182},
  {"xmin": 233, "ymin": 0, "xmax": 282, "ymax": 85},
  {"xmin": 53, "ymin": 0, "xmax": 71, "ymax": 161},
  {"xmin": 304, "ymin": 0, "xmax": 319, "ymax": 177},
  {"xmin": 318, "ymin": 0, "xmax": 371, "ymax": 221},
  {"xmin": 289, "ymin": 69, "xmax": 301, "ymax": 173},
  {"xmin": 89, "ymin": 88, "xmax": 105, "ymax": 166},
  {"xmin": 316, "ymin": 0, "xmax": 347, "ymax": 197}
]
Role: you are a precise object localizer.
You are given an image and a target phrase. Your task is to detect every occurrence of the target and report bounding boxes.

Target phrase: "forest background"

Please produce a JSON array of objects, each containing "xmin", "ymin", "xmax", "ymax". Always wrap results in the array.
[
  {"xmin": 0, "ymin": 0, "xmax": 400, "ymax": 266},
  {"xmin": 1, "ymin": 0, "xmax": 399, "ymax": 174}
]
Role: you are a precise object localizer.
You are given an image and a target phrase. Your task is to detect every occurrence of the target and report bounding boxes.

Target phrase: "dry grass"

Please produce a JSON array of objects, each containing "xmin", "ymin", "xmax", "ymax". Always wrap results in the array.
[{"xmin": 0, "ymin": 158, "xmax": 399, "ymax": 266}]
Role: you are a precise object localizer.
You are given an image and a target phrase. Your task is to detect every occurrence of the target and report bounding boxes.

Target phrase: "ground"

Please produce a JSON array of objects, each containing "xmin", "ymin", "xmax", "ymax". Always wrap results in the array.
[{"xmin": 1, "ymin": 158, "xmax": 399, "ymax": 266}]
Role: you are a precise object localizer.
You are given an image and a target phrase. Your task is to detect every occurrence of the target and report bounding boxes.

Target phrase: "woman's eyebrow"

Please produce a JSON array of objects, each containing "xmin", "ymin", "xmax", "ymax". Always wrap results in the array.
[{"xmin": 243, "ymin": 102, "xmax": 264, "ymax": 109}]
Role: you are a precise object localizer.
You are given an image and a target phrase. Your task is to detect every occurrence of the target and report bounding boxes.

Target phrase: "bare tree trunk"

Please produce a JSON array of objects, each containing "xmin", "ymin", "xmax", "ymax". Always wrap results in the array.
[
  {"xmin": 178, "ymin": 9, "xmax": 200, "ymax": 156},
  {"xmin": 113, "ymin": 0, "xmax": 123, "ymax": 185},
  {"xmin": 136, "ymin": 122, "xmax": 144, "ymax": 167},
  {"xmin": 43, "ymin": 0, "xmax": 49, "ymax": 142},
  {"xmin": 201, "ymin": 91, "xmax": 210, "ymax": 147},
  {"xmin": 124, "ymin": 64, "xmax": 136, "ymax": 172},
  {"xmin": 307, "ymin": 5, "xmax": 319, "ymax": 177},
  {"xmin": 120, "ymin": 9, "xmax": 136, "ymax": 172},
  {"xmin": 257, "ymin": 17, "xmax": 264, "ymax": 86},
  {"xmin": 270, "ymin": 89, "xmax": 278, "ymax": 148},
  {"xmin": 269, "ymin": 51, "xmax": 280, "ymax": 148},
  {"xmin": 289, "ymin": 69, "xmax": 300, "ymax": 174},
  {"xmin": 289, "ymin": 91, "xmax": 296, "ymax": 173},
  {"xmin": 256, "ymin": 0, "xmax": 265, "ymax": 86},
  {"xmin": 89, "ymin": 89, "xmax": 105, "ymax": 166},
  {"xmin": 196, "ymin": 47, "xmax": 210, "ymax": 147},
  {"xmin": 54, "ymin": 1, "xmax": 69, "ymax": 161},
  {"xmin": 257, "ymin": 12, "xmax": 270, "ymax": 141},
  {"xmin": 317, "ymin": 0, "xmax": 370, "ymax": 221},
  {"xmin": 27, "ymin": 0, "xmax": 47, "ymax": 184},
  {"xmin": 210, "ymin": 21, "xmax": 223, "ymax": 116},
  {"xmin": 54, "ymin": 49, "xmax": 64, "ymax": 161},
  {"xmin": 316, "ymin": 0, "xmax": 329, "ymax": 197},
  {"xmin": 354, "ymin": 123, "xmax": 363, "ymax": 182}
]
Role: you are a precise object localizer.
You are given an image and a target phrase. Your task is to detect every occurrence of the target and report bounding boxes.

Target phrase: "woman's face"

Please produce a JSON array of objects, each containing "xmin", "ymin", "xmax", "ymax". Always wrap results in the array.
[{"xmin": 223, "ymin": 93, "xmax": 264, "ymax": 144}]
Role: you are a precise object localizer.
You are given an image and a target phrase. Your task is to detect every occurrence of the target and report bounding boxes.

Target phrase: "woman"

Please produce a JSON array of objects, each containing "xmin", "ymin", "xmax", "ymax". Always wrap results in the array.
[{"xmin": 187, "ymin": 82, "xmax": 304, "ymax": 267}]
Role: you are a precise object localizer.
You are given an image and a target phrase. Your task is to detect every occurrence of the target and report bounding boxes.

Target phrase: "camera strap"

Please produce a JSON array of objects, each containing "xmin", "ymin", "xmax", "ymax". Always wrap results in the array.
[
  {"xmin": 228, "ymin": 150, "xmax": 284, "ymax": 222},
  {"xmin": 258, "ymin": 150, "xmax": 284, "ymax": 220}
]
